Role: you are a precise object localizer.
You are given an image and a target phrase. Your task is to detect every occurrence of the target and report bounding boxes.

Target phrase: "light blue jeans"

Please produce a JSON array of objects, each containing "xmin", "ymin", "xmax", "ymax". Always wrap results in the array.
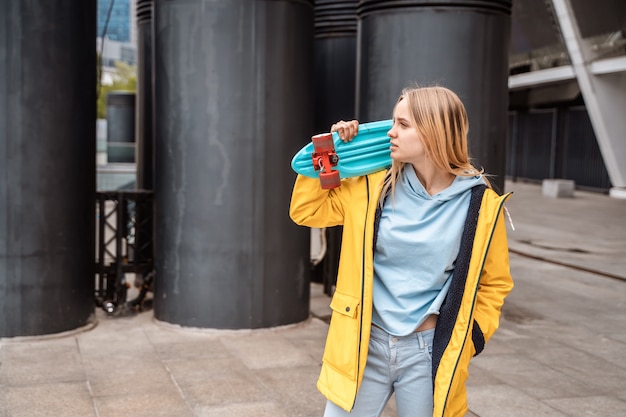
[{"xmin": 323, "ymin": 325, "xmax": 435, "ymax": 417}]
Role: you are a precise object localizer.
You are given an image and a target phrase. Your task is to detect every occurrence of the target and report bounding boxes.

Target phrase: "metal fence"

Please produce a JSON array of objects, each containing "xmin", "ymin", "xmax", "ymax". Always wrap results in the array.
[
  {"xmin": 507, "ymin": 106, "xmax": 611, "ymax": 191},
  {"xmin": 95, "ymin": 190, "xmax": 154, "ymax": 314}
]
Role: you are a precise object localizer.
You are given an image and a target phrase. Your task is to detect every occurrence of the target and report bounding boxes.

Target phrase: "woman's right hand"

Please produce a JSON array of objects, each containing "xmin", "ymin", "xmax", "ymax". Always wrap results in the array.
[{"xmin": 330, "ymin": 120, "xmax": 359, "ymax": 143}]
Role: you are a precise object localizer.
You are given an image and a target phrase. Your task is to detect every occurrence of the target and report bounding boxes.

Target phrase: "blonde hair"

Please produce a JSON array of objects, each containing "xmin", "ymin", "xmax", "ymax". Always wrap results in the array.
[{"xmin": 379, "ymin": 86, "xmax": 490, "ymax": 204}]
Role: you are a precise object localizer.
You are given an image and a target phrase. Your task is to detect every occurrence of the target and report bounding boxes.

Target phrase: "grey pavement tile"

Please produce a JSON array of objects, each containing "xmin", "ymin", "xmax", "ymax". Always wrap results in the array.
[
  {"xmin": 282, "ymin": 337, "xmax": 326, "ymax": 365},
  {"xmin": 83, "ymin": 355, "xmax": 173, "ymax": 397},
  {"xmin": 88, "ymin": 311, "xmax": 152, "ymax": 336},
  {"xmin": 0, "ymin": 385, "xmax": 6, "ymax": 417},
  {"xmin": 469, "ymin": 349, "xmax": 610, "ymax": 399},
  {"xmin": 144, "ymin": 319, "xmax": 225, "ymax": 345},
  {"xmin": 164, "ymin": 354, "xmax": 249, "ymax": 379},
  {"xmin": 165, "ymin": 357, "xmax": 267, "ymax": 408},
  {"xmin": 467, "ymin": 363, "xmax": 505, "ymax": 386},
  {"xmin": 471, "ymin": 353, "xmax": 544, "ymax": 375},
  {"xmin": 77, "ymin": 336, "xmax": 156, "ymax": 358},
  {"xmin": 474, "ymin": 360, "xmax": 603, "ymax": 399},
  {"xmin": 480, "ymin": 324, "xmax": 555, "ymax": 353},
  {"xmin": 153, "ymin": 338, "xmax": 230, "ymax": 361},
  {"xmin": 500, "ymin": 299, "xmax": 546, "ymax": 327},
  {"xmin": 612, "ymin": 332, "xmax": 626, "ymax": 344},
  {"xmin": 508, "ymin": 279, "xmax": 598, "ymax": 325},
  {"xmin": 531, "ymin": 346, "xmax": 626, "ymax": 394},
  {"xmin": 503, "ymin": 260, "xmax": 626, "ymax": 339},
  {"xmin": 508, "ymin": 258, "xmax": 625, "ymax": 315},
  {"xmin": 94, "ymin": 389, "xmax": 194, "ymax": 417},
  {"xmin": 177, "ymin": 373, "xmax": 267, "ymax": 409},
  {"xmin": 545, "ymin": 395, "xmax": 626, "ymax": 417},
  {"xmin": 525, "ymin": 322, "xmax": 626, "ymax": 370},
  {"xmin": 252, "ymin": 366, "xmax": 326, "ymax": 415},
  {"xmin": 77, "ymin": 320, "xmax": 156, "ymax": 358},
  {"xmin": 0, "ymin": 339, "xmax": 86, "ymax": 386},
  {"xmin": 280, "ymin": 319, "xmax": 328, "ymax": 362},
  {"xmin": 250, "ymin": 362, "xmax": 402, "ymax": 417},
  {"xmin": 502, "ymin": 321, "xmax": 626, "ymax": 374},
  {"xmin": 505, "ymin": 275, "xmax": 580, "ymax": 323},
  {"xmin": 193, "ymin": 401, "xmax": 291, "ymax": 417},
  {"xmin": 2, "ymin": 381, "xmax": 96, "ymax": 417},
  {"xmin": 223, "ymin": 332, "xmax": 320, "ymax": 370},
  {"xmin": 280, "ymin": 317, "xmax": 329, "ymax": 342},
  {"xmin": 310, "ymin": 284, "xmax": 332, "ymax": 320},
  {"xmin": 546, "ymin": 277, "xmax": 626, "ymax": 316},
  {"xmin": 506, "ymin": 183, "xmax": 625, "ymax": 243},
  {"xmin": 381, "ymin": 396, "xmax": 398, "ymax": 417},
  {"xmin": 586, "ymin": 313, "xmax": 626, "ymax": 340},
  {"xmin": 467, "ymin": 384, "xmax": 569, "ymax": 417}
]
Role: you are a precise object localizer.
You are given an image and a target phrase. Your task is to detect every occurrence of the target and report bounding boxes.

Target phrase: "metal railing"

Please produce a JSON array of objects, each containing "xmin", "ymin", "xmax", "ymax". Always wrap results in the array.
[
  {"xmin": 506, "ymin": 106, "xmax": 611, "ymax": 191},
  {"xmin": 95, "ymin": 190, "xmax": 154, "ymax": 314}
]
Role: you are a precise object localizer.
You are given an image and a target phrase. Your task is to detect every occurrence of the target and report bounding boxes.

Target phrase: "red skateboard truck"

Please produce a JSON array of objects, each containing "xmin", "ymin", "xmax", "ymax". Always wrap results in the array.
[
  {"xmin": 311, "ymin": 133, "xmax": 341, "ymax": 189},
  {"xmin": 292, "ymin": 120, "xmax": 393, "ymax": 190}
]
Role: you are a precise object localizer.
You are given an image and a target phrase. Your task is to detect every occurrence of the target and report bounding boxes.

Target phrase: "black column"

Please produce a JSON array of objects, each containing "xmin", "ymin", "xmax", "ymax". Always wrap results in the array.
[
  {"xmin": 0, "ymin": 0, "xmax": 96, "ymax": 336},
  {"xmin": 134, "ymin": 0, "xmax": 155, "ymax": 283},
  {"xmin": 357, "ymin": 0, "xmax": 512, "ymax": 191},
  {"xmin": 106, "ymin": 91, "xmax": 136, "ymax": 164},
  {"xmin": 314, "ymin": 0, "xmax": 359, "ymax": 132},
  {"xmin": 313, "ymin": 0, "xmax": 358, "ymax": 294},
  {"xmin": 136, "ymin": 0, "xmax": 154, "ymax": 190},
  {"xmin": 153, "ymin": 0, "xmax": 313, "ymax": 329}
]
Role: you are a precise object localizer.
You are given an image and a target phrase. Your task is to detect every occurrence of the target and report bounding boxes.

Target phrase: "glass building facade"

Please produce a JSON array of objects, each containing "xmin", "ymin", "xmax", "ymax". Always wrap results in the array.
[{"xmin": 98, "ymin": 0, "xmax": 131, "ymax": 42}]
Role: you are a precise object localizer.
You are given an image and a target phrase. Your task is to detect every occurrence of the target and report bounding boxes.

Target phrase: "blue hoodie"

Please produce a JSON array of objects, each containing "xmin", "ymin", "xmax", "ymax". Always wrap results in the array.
[{"xmin": 372, "ymin": 165, "xmax": 486, "ymax": 336}]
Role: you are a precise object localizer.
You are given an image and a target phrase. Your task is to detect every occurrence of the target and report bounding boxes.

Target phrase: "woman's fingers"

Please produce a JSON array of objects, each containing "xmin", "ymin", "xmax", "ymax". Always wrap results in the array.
[{"xmin": 330, "ymin": 120, "xmax": 359, "ymax": 142}]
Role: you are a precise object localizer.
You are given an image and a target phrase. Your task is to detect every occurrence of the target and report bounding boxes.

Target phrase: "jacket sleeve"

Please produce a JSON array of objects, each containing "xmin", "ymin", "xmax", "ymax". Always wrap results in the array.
[
  {"xmin": 473, "ymin": 208, "xmax": 514, "ymax": 345},
  {"xmin": 289, "ymin": 174, "xmax": 351, "ymax": 228}
]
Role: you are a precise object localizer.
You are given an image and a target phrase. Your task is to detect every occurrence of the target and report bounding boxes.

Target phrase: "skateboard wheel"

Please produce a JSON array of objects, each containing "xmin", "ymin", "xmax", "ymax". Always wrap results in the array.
[
  {"xmin": 319, "ymin": 170, "xmax": 341, "ymax": 189},
  {"xmin": 312, "ymin": 133, "xmax": 334, "ymax": 153}
]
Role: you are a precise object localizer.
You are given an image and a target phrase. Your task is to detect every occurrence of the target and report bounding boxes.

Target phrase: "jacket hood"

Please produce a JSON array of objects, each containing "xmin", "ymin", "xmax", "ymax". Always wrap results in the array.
[{"xmin": 403, "ymin": 165, "xmax": 486, "ymax": 202}]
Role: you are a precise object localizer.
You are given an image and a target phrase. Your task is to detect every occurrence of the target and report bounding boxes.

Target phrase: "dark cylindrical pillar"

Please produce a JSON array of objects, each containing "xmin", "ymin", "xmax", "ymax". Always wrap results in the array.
[
  {"xmin": 357, "ymin": 0, "xmax": 512, "ymax": 192},
  {"xmin": 134, "ymin": 0, "xmax": 155, "ymax": 279},
  {"xmin": 153, "ymin": 0, "xmax": 313, "ymax": 329},
  {"xmin": 0, "ymin": 0, "xmax": 96, "ymax": 337},
  {"xmin": 106, "ymin": 91, "xmax": 136, "ymax": 164},
  {"xmin": 136, "ymin": 0, "xmax": 154, "ymax": 190},
  {"xmin": 314, "ymin": 0, "xmax": 358, "ymax": 132},
  {"xmin": 313, "ymin": 0, "xmax": 358, "ymax": 293}
]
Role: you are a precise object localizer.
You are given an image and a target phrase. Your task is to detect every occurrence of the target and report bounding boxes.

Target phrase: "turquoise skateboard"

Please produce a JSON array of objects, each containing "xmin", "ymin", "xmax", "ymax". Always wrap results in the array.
[{"xmin": 291, "ymin": 119, "xmax": 393, "ymax": 189}]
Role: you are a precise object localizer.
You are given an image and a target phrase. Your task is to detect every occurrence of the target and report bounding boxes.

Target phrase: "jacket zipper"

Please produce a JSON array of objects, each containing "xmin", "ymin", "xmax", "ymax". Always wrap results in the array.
[
  {"xmin": 352, "ymin": 176, "xmax": 370, "ymax": 410},
  {"xmin": 440, "ymin": 193, "xmax": 511, "ymax": 416}
]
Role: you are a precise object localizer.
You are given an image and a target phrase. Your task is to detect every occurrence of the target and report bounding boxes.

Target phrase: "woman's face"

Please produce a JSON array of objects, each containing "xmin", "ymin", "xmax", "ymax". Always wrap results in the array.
[{"xmin": 387, "ymin": 97, "xmax": 426, "ymax": 165}]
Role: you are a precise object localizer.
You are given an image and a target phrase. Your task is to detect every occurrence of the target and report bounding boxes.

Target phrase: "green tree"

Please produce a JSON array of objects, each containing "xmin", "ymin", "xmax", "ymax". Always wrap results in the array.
[{"xmin": 97, "ymin": 61, "xmax": 137, "ymax": 119}]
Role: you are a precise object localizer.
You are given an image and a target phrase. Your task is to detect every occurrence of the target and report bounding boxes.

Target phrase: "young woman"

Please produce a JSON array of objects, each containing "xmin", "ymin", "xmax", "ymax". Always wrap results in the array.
[{"xmin": 290, "ymin": 86, "xmax": 514, "ymax": 417}]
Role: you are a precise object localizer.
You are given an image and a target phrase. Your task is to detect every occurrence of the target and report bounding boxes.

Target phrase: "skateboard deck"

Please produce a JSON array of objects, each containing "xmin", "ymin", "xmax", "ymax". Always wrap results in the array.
[{"xmin": 291, "ymin": 119, "xmax": 392, "ymax": 188}]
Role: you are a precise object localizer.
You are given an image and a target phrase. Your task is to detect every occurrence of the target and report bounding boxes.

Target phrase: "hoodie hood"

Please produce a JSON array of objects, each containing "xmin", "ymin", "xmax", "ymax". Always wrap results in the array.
[{"xmin": 403, "ymin": 164, "xmax": 486, "ymax": 202}]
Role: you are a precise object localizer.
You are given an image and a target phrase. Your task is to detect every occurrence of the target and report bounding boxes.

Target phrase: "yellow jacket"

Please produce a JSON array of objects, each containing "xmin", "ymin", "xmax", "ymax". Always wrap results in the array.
[{"xmin": 290, "ymin": 171, "xmax": 514, "ymax": 417}]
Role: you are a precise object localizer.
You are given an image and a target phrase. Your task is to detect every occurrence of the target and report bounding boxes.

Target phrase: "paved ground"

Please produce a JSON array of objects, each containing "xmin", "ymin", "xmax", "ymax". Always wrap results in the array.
[{"xmin": 1, "ymin": 180, "xmax": 625, "ymax": 417}]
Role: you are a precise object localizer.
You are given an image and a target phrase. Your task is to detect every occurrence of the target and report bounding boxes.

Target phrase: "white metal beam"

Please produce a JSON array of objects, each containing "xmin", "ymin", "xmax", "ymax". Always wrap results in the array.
[
  {"xmin": 509, "ymin": 65, "xmax": 575, "ymax": 90},
  {"xmin": 550, "ymin": 0, "xmax": 626, "ymax": 198},
  {"xmin": 589, "ymin": 56, "xmax": 626, "ymax": 75}
]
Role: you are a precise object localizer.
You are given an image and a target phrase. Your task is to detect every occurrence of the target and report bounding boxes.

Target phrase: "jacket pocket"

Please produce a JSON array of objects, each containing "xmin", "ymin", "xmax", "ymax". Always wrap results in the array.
[
  {"xmin": 471, "ymin": 319, "xmax": 485, "ymax": 356},
  {"xmin": 329, "ymin": 290, "xmax": 360, "ymax": 318},
  {"xmin": 323, "ymin": 290, "xmax": 361, "ymax": 380}
]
